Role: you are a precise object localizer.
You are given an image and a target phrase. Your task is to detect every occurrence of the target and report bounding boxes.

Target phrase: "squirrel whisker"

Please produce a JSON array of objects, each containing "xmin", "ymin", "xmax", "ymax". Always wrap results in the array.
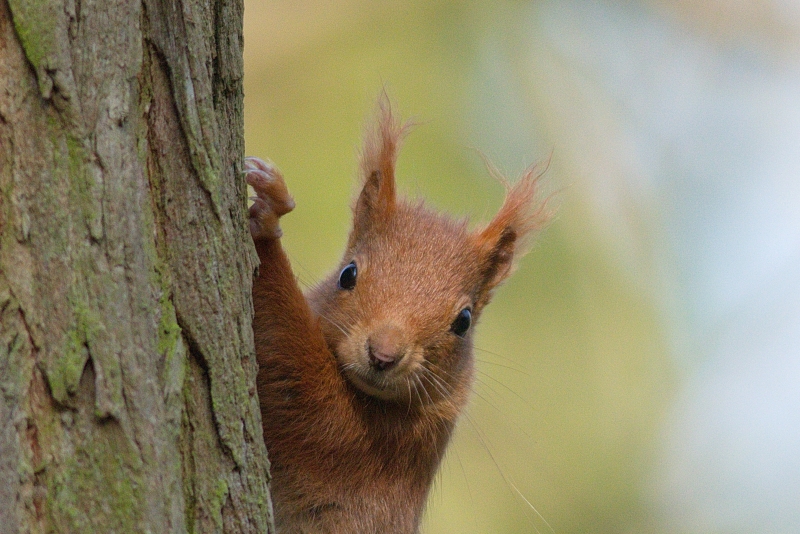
[{"xmin": 462, "ymin": 411, "xmax": 553, "ymax": 534}]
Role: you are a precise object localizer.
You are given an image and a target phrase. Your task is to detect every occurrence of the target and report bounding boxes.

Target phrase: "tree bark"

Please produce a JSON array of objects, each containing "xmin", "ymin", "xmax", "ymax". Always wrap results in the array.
[{"xmin": 0, "ymin": 0, "xmax": 274, "ymax": 532}]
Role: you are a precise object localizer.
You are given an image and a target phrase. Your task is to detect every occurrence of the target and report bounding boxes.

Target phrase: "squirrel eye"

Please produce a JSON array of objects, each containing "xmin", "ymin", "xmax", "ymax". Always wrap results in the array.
[
  {"xmin": 338, "ymin": 261, "xmax": 358, "ymax": 290},
  {"xmin": 450, "ymin": 308, "xmax": 472, "ymax": 337}
]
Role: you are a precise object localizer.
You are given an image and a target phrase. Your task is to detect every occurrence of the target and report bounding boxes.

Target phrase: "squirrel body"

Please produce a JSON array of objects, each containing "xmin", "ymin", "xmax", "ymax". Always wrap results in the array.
[{"xmin": 247, "ymin": 99, "xmax": 547, "ymax": 533}]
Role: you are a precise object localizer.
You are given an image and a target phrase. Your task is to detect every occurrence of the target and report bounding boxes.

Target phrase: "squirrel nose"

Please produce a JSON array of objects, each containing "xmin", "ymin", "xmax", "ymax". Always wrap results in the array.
[
  {"xmin": 367, "ymin": 325, "xmax": 405, "ymax": 371},
  {"xmin": 368, "ymin": 346, "xmax": 398, "ymax": 371}
]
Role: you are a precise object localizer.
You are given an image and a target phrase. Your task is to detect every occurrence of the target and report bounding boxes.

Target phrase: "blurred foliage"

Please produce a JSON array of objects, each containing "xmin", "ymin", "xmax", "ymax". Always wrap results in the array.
[{"xmin": 243, "ymin": 1, "xmax": 673, "ymax": 532}]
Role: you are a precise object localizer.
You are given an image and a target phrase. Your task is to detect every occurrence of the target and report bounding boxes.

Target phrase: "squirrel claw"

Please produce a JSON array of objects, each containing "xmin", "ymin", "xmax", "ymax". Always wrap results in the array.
[{"xmin": 245, "ymin": 157, "xmax": 295, "ymax": 241}]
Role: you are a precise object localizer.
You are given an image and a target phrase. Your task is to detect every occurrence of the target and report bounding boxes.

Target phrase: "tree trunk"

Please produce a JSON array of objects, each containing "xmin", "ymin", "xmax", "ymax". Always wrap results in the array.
[{"xmin": 0, "ymin": 0, "xmax": 274, "ymax": 532}]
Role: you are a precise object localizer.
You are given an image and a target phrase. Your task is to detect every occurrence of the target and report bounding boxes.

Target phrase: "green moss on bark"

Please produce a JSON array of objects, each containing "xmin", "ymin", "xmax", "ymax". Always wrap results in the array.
[
  {"xmin": 6, "ymin": 0, "xmax": 59, "ymax": 71},
  {"xmin": 210, "ymin": 478, "xmax": 229, "ymax": 530},
  {"xmin": 160, "ymin": 293, "xmax": 187, "ymax": 434},
  {"xmin": 48, "ymin": 425, "xmax": 144, "ymax": 533},
  {"xmin": 46, "ymin": 288, "xmax": 100, "ymax": 404}
]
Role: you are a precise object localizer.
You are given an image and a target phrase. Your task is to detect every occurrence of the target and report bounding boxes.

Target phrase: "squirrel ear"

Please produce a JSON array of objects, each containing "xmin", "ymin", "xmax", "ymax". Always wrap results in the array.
[
  {"xmin": 472, "ymin": 162, "xmax": 551, "ymax": 302},
  {"xmin": 350, "ymin": 94, "xmax": 411, "ymax": 243}
]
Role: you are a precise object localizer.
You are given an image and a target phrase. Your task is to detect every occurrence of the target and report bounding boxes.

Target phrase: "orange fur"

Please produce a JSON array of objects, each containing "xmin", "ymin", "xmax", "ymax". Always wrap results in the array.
[{"xmin": 249, "ymin": 98, "xmax": 549, "ymax": 533}]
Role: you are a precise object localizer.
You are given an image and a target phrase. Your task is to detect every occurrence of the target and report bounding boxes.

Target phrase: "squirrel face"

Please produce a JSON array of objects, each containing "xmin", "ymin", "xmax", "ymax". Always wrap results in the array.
[
  {"xmin": 311, "ymin": 201, "xmax": 483, "ymax": 404},
  {"xmin": 306, "ymin": 98, "xmax": 549, "ymax": 407}
]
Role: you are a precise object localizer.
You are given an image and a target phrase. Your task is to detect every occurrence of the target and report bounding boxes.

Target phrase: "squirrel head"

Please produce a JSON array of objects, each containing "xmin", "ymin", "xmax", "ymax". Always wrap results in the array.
[{"xmin": 307, "ymin": 96, "xmax": 550, "ymax": 410}]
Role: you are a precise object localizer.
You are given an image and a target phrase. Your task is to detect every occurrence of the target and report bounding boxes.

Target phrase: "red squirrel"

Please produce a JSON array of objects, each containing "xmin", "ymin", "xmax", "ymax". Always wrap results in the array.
[{"xmin": 246, "ymin": 98, "xmax": 549, "ymax": 533}]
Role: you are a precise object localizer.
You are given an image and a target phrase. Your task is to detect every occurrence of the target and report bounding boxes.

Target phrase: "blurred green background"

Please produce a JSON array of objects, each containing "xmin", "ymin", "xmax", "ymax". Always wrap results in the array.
[{"xmin": 243, "ymin": 1, "xmax": 800, "ymax": 532}]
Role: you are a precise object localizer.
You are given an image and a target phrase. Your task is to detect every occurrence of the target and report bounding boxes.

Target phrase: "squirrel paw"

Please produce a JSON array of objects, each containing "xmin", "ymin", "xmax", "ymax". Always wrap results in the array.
[{"xmin": 245, "ymin": 157, "xmax": 295, "ymax": 240}]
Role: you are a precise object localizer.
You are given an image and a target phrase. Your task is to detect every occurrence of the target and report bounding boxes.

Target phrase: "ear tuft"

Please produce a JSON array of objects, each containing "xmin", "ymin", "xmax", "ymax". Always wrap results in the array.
[
  {"xmin": 472, "ymin": 159, "xmax": 553, "ymax": 300},
  {"xmin": 350, "ymin": 94, "xmax": 413, "ymax": 245},
  {"xmin": 359, "ymin": 92, "xmax": 411, "ymax": 191}
]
